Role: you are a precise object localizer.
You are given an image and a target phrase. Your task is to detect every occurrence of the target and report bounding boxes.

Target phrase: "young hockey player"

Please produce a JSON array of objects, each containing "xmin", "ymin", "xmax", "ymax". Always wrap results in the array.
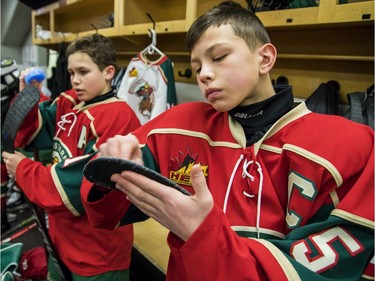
[
  {"xmin": 82, "ymin": 2, "xmax": 374, "ymax": 280},
  {"xmin": 2, "ymin": 34, "xmax": 141, "ymax": 280}
]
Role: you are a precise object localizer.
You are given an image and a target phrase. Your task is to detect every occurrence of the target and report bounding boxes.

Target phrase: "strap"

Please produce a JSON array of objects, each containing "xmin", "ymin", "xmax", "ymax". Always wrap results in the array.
[
  {"xmin": 364, "ymin": 91, "xmax": 374, "ymax": 129},
  {"xmin": 346, "ymin": 92, "xmax": 366, "ymax": 124}
]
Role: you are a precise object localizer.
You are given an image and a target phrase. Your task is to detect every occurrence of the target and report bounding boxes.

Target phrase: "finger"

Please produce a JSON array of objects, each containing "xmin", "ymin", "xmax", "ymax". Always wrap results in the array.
[
  {"xmin": 112, "ymin": 173, "xmax": 162, "ymax": 215},
  {"xmin": 100, "ymin": 134, "xmax": 142, "ymax": 162},
  {"xmin": 1, "ymin": 151, "xmax": 10, "ymax": 158},
  {"xmin": 190, "ymin": 164, "xmax": 212, "ymax": 201},
  {"xmin": 112, "ymin": 134, "xmax": 140, "ymax": 160},
  {"xmin": 14, "ymin": 151, "xmax": 25, "ymax": 157},
  {"xmin": 112, "ymin": 171, "xmax": 163, "ymax": 199},
  {"xmin": 97, "ymin": 142, "xmax": 109, "ymax": 157}
]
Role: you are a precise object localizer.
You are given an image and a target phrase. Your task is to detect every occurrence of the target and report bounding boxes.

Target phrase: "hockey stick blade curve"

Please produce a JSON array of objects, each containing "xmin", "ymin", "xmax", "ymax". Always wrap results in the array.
[
  {"xmin": 84, "ymin": 157, "xmax": 192, "ymax": 196},
  {"xmin": 2, "ymin": 85, "xmax": 40, "ymax": 153}
]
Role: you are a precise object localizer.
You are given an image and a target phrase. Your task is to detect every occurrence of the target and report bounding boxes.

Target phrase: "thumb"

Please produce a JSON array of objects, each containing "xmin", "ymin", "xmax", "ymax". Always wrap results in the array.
[
  {"xmin": 14, "ymin": 151, "xmax": 26, "ymax": 158},
  {"xmin": 190, "ymin": 164, "xmax": 212, "ymax": 200}
]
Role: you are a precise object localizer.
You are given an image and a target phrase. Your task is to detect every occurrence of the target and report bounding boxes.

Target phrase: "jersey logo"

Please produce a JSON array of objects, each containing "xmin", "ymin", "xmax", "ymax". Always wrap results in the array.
[
  {"xmin": 169, "ymin": 148, "xmax": 208, "ymax": 186},
  {"xmin": 52, "ymin": 139, "xmax": 72, "ymax": 164},
  {"xmin": 129, "ymin": 67, "xmax": 138, "ymax": 77},
  {"xmin": 129, "ymin": 79, "xmax": 155, "ymax": 118}
]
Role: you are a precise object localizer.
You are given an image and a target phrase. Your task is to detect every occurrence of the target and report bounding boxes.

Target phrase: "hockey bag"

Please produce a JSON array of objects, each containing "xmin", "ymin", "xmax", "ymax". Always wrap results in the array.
[
  {"xmin": 344, "ymin": 84, "xmax": 374, "ymax": 129},
  {"xmin": 305, "ymin": 80, "xmax": 340, "ymax": 115}
]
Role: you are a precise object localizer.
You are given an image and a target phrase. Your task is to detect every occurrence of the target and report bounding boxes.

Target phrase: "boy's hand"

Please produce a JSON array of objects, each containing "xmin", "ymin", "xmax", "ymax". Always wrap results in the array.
[
  {"xmin": 112, "ymin": 163, "xmax": 214, "ymax": 241},
  {"xmin": 98, "ymin": 134, "xmax": 143, "ymax": 165},
  {"xmin": 98, "ymin": 133, "xmax": 214, "ymax": 241},
  {"xmin": 19, "ymin": 67, "xmax": 43, "ymax": 92},
  {"xmin": 2, "ymin": 151, "xmax": 26, "ymax": 177}
]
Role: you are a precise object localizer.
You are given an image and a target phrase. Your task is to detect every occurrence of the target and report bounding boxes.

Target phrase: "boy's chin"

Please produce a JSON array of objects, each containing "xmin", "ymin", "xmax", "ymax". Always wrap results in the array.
[{"xmin": 210, "ymin": 102, "xmax": 234, "ymax": 113}]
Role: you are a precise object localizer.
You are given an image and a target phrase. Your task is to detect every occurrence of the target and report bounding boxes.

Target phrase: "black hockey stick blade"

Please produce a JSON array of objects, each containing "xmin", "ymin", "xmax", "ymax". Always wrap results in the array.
[
  {"xmin": 2, "ymin": 85, "xmax": 40, "ymax": 153},
  {"xmin": 83, "ymin": 157, "xmax": 192, "ymax": 196}
]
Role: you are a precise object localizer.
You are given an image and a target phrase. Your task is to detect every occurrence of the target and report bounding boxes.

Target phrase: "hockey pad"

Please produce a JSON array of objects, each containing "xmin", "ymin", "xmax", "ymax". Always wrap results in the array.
[
  {"xmin": 83, "ymin": 157, "xmax": 192, "ymax": 196},
  {"xmin": 2, "ymin": 85, "xmax": 40, "ymax": 153}
]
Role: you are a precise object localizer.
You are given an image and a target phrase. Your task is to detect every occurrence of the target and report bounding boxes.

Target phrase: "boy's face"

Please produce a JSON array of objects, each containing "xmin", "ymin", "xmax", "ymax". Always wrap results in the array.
[
  {"xmin": 190, "ymin": 24, "xmax": 271, "ymax": 112},
  {"xmin": 68, "ymin": 52, "xmax": 113, "ymax": 102}
]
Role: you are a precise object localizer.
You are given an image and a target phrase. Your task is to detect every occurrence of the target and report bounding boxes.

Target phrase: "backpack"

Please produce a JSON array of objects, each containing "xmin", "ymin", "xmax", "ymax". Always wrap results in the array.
[
  {"xmin": 305, "ymin": 80, "xmax": 340, "ymax": 115},
  {"xmin": 344, "ymin": 84, "xmax": 374, "ymax": 129}
]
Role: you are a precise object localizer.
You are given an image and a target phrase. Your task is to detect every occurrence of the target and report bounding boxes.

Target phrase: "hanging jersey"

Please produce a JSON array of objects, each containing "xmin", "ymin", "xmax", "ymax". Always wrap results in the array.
[{"xmin": 117, "ymin": 53, "xmax": 177, "ymax": 124}]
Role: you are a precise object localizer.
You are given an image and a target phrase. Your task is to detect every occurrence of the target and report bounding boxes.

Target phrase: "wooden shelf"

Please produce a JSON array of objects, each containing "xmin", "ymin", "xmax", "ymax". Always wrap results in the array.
[
  {"xmin": 257, "ymin": 6, "xmax": 319, "ymax": 26},
  {"xmin": 31, "ymin": 0, "xmax": 374, "ymax": 103},
  {"xmin": 277, "ymin": 54, "xmax": 374, "ymax": 62}
]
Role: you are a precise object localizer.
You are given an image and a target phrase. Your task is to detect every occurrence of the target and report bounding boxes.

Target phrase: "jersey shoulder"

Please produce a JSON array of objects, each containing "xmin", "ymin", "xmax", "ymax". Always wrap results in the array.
[
  {"xmin": 278, "ymin": 106, "xmax": 374, "ymax": 159},
  {"xmin": 133, "ymin": 101, "xmax": 236, "ymax": 142}
]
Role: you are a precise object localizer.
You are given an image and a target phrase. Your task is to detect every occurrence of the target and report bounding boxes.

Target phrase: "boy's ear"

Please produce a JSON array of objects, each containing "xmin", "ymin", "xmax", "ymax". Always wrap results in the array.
[
  {"xmin": 104, "ymin": 65, "xmax": 116, "ymax": 80},
  {"xmin": 259, "ymin": 43, "xmax": 277, "ymax": 75}
]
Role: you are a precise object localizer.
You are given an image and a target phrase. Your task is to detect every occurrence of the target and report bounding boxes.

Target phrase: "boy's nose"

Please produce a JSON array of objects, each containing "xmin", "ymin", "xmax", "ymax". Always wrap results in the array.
[
  {"xmin": 71, "ymin": 76, "xmax": 80, "ymax": 85},
  {"xmin": 198, "ymin": 66, "xmax": 214, "ymax": 82}
]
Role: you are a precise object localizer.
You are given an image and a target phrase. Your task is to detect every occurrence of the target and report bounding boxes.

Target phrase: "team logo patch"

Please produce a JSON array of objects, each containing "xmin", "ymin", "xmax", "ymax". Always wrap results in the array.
[
  {"xmin": 129, "ymin": 79, "xmax": 155, "ymax": 117},
  {"xmin": 52, "ymin": 139, "xmax": 71, "ymax": 164},
  {"xmin": 169, "ymin": 148, "xmax": 208, "ymax": 186},
  {"xmin": 129, "ymin": 67, "xmax": 138, "ymax": 77}
]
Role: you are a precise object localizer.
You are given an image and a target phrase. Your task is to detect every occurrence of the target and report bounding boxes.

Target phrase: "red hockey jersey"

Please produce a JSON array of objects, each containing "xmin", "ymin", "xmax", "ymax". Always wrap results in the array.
[
  {"xmin": 83, "ymin": 101, "xmax": 374, "ymax": 280},
  {"xmin": 14, "ymin": 89, "xmax": 141, "ymax": 276}
]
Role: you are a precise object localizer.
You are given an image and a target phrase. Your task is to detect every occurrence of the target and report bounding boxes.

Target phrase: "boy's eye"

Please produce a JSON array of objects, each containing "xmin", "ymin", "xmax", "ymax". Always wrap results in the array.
[
  {"xmin": 213, "ymin": 54, "xmax": 227, "ymax": 62},
  {"xmin": 79, "ymin": 70, "xmax": 89, "ymax": 75}
]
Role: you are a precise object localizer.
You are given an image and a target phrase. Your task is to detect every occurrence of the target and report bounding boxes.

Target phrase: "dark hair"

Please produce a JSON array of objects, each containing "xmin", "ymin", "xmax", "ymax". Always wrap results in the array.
[
  {"xmin": 186, "ymin": 1, "xmax": 271, "ymax": 52},
  {"xmin": 66, "ymin": 33, "xmax": 117, "ymax": 71}
]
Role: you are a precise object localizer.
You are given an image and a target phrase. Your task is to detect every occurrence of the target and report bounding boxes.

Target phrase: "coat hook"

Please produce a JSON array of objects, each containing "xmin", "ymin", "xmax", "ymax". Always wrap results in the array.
[
  {"xmin": 146, "ymin": 13, "xmax": 155, "ymax": 30},
  {"xmin": 90, "ymin": 23, "xmax": 98, "ymax": 33},
  {"xmin": 147, "ymin": 29, "xmax": 157, "ymax": 54},
  {"xmin": 148, "ymin": 28, "xmax": 157, "ymax": 46},
  {"xmin": 178, "ymin": 68, "xmax": 192, "ymax": 78}
]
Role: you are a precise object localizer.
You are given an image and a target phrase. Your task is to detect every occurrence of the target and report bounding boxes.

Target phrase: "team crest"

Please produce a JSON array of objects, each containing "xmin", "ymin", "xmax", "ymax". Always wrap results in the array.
[
  {"xmin": 52, "ymin": 139, "xmax": 72, "ymax": 164},
  {"xmin": 129, "ymin": 67, "xmax": 138, "ymax": 77},
  {"xmin": 128, "ymin": 79, "xmax": 155, "ymax": 117},
  {"xmin": 169, "ymin": 148, "xmax": 208, "ymax": 186}
]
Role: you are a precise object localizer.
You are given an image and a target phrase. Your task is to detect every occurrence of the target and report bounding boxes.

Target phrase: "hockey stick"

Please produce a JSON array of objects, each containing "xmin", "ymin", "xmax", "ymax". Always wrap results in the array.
[
  {"xmin": 1, "ymin": 222, "xmax": 37, "ymax": 244},
  {"xmin": 1, "ymin": 216, "xmax": 34, "ymax": 238},
  {"xmin": 1, "ymin": 86, "xmax": 72, "ymax": 281},
  {"xmin": 83, "ymin": 157, "xmax": 192, "ymax": 196},
  {"xmin": 1, "ymin": 86, "xmax": 40, "ymax": 153}
]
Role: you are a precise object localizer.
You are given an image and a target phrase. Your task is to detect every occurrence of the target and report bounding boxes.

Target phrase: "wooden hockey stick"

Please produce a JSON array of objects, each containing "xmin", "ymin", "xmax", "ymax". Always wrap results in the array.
[{"xmin": 2, "ymin": 85, "xmax": 72, "ymax": 281}]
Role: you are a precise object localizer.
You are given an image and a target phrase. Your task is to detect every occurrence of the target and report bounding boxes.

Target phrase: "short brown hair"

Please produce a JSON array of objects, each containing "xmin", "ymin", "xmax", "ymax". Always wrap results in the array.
[
  {"xmin": 186, "ymin": 1, "xmax": 270, "ymax": 52},
  {"xmin": 66, "ymin": 33, "xmax": 117, "ymax": 71}
]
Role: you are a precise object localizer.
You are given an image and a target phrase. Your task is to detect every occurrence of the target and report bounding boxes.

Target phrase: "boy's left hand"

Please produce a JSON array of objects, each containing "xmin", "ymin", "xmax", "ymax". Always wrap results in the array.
[
  {"xmin": 2, "ymin": 151, "xmax": 26, "ymax": 177},
  {"xmin": 112, "ymin": 164, "xmax": 214, "ymax": 241}
]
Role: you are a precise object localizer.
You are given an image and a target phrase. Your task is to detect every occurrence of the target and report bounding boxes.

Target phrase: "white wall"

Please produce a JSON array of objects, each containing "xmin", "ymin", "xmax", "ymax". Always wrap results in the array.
[
  {"xmin": 1, "ymin": 0, "xmax": 49, "ymax": 70},
  {"xmin": 175, "ymin": 82, "xmax": 205, "ymax": 104}
]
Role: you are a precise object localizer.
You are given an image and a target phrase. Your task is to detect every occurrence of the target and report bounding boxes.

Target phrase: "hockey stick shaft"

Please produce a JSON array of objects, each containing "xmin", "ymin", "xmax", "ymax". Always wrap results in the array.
[
  {"xmin": 1, "ymin": 222, "xmax": 37, "ymax": 243},
  {"xmin": 2, "ymin": 86, "xmax": 72, "ymax": 280}
]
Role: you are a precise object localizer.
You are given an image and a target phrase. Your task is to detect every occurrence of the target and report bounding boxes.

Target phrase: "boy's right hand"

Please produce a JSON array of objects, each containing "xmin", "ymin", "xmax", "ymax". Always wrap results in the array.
[
  {"xmin": 19, "ymin": 67, "xmax": 43, "ymax": 92},
  {"xmin": 98, "ymin": 134, "xmax": 143, "ymax": 165}
]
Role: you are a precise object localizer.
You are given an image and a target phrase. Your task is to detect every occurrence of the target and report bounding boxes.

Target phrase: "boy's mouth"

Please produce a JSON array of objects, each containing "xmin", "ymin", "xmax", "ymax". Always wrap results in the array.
[{"xmin": 205, "ymin": 88, "xmax": 221, "ymax": 100}]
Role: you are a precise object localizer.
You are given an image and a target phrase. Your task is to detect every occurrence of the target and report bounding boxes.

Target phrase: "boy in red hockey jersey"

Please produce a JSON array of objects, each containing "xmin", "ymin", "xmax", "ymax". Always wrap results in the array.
[
  {"xmin": 82, "ymin": 2, "xmax": 374, "ymax": 280},
  {"xmin": 2, "ymin": 34, "xmax": 141, "ymax": 280}
]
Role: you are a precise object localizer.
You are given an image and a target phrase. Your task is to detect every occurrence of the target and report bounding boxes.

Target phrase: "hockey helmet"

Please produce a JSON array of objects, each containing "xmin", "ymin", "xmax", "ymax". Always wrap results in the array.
[{"xmin": 1, "ymin": 57, "xmax": 20, "ymax": 100}]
